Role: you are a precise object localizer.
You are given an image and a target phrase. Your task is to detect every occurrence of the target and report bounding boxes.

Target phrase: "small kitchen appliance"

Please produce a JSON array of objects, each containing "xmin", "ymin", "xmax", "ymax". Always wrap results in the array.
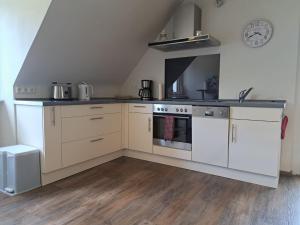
[
  {"xmin": 138, "ymin": 80, "xmax": 153, "ymax": 100},
  {"xmin": 51, "ymin": 82, "xmax": 72, "ymax": 100},
  {"xmin": 78, "ymin": 82, "xmax": 94, "ymax": 101},
  {"xmin": 153, "ymin": 104, "xmax": 192, "ymax": 151}
]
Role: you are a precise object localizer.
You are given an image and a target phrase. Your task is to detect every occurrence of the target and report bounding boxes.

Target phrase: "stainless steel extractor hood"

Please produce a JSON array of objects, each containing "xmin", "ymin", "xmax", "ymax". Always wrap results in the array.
[{"xmin": 148, "ymin": 3, "xmax": 220, "ymax": 51}]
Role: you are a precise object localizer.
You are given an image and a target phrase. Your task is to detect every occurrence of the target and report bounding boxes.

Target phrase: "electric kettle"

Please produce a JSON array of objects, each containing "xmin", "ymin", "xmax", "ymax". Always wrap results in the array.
[{"xmin": 78, "ymin": 82, "xmax": 94, "ymax": 101}]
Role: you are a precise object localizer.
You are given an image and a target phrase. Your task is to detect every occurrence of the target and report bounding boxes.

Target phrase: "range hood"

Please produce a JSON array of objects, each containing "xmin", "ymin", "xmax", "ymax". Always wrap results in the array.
[{"xmin": 148, "ymin": 3, "xmax": 220, "ymax": 52}]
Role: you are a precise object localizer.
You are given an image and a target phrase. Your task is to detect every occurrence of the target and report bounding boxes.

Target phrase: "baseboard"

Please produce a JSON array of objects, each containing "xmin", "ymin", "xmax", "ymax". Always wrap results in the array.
[
  {"xmin": 41, "ymin": 148, "xmax": 280, "ymax": 188},
  {"xmin": 124, "ymin": 149, "xmax": 279, "ymax": 188},
  {"xmin": 41, "ymin": 150, "xmax": 124, "ymax": 185},
  {"xmin": 280, "ymin": 170, "xmax": 293, "ymax": 176}
]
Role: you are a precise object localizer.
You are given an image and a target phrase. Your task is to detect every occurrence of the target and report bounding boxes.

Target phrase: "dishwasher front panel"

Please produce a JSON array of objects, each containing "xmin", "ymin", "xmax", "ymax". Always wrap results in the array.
[{"xmin": 192, "ymin": 116, "xmax": 229, "ymax": 167}]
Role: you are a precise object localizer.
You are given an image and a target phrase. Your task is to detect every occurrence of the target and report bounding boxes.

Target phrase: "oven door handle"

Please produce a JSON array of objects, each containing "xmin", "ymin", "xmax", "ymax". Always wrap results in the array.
[{"xmin": 153, "ymin": 115, "xmax": 190, "ymax": 120}]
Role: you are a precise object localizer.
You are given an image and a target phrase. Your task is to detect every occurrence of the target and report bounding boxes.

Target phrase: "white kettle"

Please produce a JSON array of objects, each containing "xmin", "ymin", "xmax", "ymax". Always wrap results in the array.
[{"xmin": 78, "ymin": 82, "xmax": 94, "ymax": 101}]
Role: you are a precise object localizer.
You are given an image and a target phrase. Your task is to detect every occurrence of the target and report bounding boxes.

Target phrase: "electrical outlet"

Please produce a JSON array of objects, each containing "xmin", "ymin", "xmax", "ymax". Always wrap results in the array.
[
  {"xmin": 20, "ymin": 87, "xmax": 26, "ymax": 94},
  {"xmin": 15, "ymin": 86, "xmax": 37, "ymax": 95},
  {"xmin": 15, "ymin": 87, "xmax": 22, "ymax": 94},
  {"xmin": 28, "ymin": 87, "xmax": 36, "ymax": 94}
]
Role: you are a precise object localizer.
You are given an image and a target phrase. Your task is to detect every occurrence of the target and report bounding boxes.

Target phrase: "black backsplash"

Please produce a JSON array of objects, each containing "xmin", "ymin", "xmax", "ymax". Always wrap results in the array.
[{"xmin": 165, "ymin": 54, "xmax": 220, "ymax": 100}]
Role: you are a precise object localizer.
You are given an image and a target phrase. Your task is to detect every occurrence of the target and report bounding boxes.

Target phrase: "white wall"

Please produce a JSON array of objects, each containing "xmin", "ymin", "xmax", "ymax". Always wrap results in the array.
[
  {"xmin": 292, "ymin": 23, "xmax": 300, "ymax": 174},
  {"xmin": 0, "ymin": 0, "xmax": 51, "ymax": 146},
  {"xmin": 121, "ymin": 0, "xmax": 300, "ymax": 173},
  {"xmin": 14, "ymin": 0, "xmax": 182, "ymax": 99}
]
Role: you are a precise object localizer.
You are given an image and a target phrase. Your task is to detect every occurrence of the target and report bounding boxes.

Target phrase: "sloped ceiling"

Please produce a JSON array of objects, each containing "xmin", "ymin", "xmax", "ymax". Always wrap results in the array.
[{"xmin": 15, "ymin": 0, "xmax": 182, "ymax": 97}]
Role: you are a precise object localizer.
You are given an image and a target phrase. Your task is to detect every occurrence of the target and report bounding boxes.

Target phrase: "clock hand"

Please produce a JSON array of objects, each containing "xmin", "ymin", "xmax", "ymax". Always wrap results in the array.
[
  {"xmin": 247, "ymin": 32, "xmax": 262, "ymax": 39},
  {"xmin": 248, "ymin": 33, "xmax": 257, "ymax": 38}
]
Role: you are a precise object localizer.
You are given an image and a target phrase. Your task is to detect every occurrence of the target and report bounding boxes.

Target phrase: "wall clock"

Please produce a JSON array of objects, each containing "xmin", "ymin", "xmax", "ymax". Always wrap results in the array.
[{"xmin": 242, "ymin": 19, "xmax": 273, "ymax": 48}]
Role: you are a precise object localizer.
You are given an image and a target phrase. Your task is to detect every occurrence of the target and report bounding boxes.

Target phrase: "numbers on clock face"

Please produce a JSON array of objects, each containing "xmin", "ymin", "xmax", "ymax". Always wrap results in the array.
[{"xmin": 243, "ymin": 19, "xmax": 273, "ymax": 48}]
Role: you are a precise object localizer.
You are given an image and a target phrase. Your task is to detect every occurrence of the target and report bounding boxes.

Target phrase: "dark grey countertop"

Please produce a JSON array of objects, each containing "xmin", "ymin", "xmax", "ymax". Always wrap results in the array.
[{"xmin": 14, "ymin": 98, "xmax": 287, "ymax": 108}]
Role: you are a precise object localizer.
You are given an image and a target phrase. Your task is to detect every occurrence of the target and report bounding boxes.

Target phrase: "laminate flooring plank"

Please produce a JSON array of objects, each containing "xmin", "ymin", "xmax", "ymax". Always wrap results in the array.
[{"xmin": 0, "ymin": 157, "xmax": 299, "ymax": 225}]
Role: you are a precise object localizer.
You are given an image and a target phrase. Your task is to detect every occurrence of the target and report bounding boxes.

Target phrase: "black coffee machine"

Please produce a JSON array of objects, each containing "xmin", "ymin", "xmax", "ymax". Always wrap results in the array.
[{"xmin": 138, "ymin": 80, "xmax": 153, "ymax": 100}]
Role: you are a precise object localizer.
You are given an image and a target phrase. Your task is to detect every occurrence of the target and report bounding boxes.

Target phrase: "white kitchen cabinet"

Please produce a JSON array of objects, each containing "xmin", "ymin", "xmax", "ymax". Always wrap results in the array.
[
  {"xmin": 15, "ymin": 101, "xmax": 285, "ymax": 188},
  {"xmin": 128, "ymin": 104, "xmax": 152, "ymax": 114},
  {"xmin": 16, "ymin": 105, "xmax": 62, "ymax": 173},
  {"xmin": 192, "ymin": 117, "xmax": 229, "ymax": 167},
  {"xmin": 60, "ymin": 104, "xmax": 122, "ymax": 166},
  {"xmin": 128, "ymin": 105, "xmax": 153, "ymax": 153},
  {"xmin": 62, "ymin": 132, "xmax": 121, "ymax": 167},
  {"xmin": 43, "ymin": 106, "xmax": 63, "ymax": 173},
  {"xmin": 16, "ymin": 103, "xmax": 123, "ymax": 175},
  {"xmin": 61, "ymin": 104, "xmax": 121, "ymax": 117},
  {"xmin": 121, "ymin": 104, "xmax": 129, "ymax": 149},
  {"xmin": 62, "ymin": 113, "xmax": 121, "ymax": 142},
  {"xmin": 229, "ymin": 107, "xmax": 282, "ymax": 177}
]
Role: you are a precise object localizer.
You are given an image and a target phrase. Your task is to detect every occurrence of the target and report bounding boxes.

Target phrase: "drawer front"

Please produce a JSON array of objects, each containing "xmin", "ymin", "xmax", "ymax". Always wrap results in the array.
[
  {"xmin": 62, "ymin": 113, "xmax": 121, "ymax": 142},
  {"xmin": 128, "ymin": 104, "xmax": 152, "ymax": 113},
  {"xmin": 62, "ymin": 132, "xmax": 121, "ymax": 167},
  {"xmin": 230, "ymin": 107, "xmax": 283, "ymax": 122},
  {"xmin": 61, "ymin": 104, "xmax": 121, "ymax": 117}
]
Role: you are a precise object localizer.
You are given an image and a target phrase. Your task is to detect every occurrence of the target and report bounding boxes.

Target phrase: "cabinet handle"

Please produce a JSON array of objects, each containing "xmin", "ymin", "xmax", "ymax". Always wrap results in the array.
[
  {"xmin": 231, "ymin": 124, "xmax": 234, "ymax": 143},
  {"xmin": 51, "ymin": 107, "xmax": 56, "ymax": 126},
  {"xmin": 148, "ymin": 117, "xmax": 151, "ymax": 132},
  {"xmin": 153, "ymin": 115, "xmax": 190, "ymax": 120},
  {"xmin": 90, "ymin": 117, "xmax": 103, "ymax": 121},
  {"xmin": 90, "ymin": 138, "xmax": 104, "ymax": 143},
  {"xmin": 134, "ymin": 105, "xmax": 146, "ymax": 108},
  {"xmin": 234, "ymin": 125, "xmax": 237, "ymax": 143},
  {"xmin": 90, "ymin": 106, "xmax": 103, "ymax": 109},
  {"xmin": 232, "ymin": 124, "xmax": 237, "ymax": 143}
]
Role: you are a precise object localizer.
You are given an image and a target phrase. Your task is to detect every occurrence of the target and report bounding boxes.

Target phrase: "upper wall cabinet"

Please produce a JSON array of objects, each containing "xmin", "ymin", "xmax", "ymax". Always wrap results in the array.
[{"xmin": 148, "ymin": 3, "xmax": 220, "ymax": 51}]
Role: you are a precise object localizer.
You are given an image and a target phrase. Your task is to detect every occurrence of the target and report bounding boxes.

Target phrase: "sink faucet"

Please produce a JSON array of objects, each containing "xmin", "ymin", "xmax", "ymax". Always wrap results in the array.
[{"xmin": 239, "ymin": 87, "xmax": 253, "ymax": 103}]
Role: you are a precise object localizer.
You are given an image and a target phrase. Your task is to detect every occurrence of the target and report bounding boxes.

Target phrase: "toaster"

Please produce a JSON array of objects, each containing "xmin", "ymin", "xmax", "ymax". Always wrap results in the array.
[{"xmin": 51, "ymin": 82, "xmax": 72, "ymax": 100}]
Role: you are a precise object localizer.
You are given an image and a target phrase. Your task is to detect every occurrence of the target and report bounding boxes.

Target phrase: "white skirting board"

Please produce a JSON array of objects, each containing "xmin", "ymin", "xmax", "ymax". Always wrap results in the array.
[
  {"xmin": 41, "ymin": 149, "xmax": 279, "ymax": 188},
  {"xmin": 123, "ymin": 149, "xmax": 279, "ymax": 188},
  {"xmin": 41, "ymin": 150, "xmax": 123, "ymax": 185}
]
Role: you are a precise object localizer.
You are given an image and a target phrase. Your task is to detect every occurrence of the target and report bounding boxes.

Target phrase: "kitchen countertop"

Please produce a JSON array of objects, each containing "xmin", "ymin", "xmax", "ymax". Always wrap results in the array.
[{"xmin": 14, "ymin": 98, "xmax": 287, "ymax": 108}]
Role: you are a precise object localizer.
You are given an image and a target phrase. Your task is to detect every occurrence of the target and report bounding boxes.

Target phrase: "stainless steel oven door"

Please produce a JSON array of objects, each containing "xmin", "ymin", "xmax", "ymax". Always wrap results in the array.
[{"xmin": 153, "ymin": 114, "xmax": 192, "ymax": 151}]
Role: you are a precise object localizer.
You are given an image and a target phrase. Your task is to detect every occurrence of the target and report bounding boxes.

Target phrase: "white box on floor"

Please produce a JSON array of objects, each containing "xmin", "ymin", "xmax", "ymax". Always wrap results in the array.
[
  {"xmin": 0, "ymin": 145, "xmax": 41, "ymax": 195},
  {"xmin": 0, "ymin": 151, "xmax": 7, "ymax": 191}
]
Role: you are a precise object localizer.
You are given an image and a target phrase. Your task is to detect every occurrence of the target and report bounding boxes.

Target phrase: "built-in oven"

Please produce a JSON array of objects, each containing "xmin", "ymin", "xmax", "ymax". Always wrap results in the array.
[{"xmin": 153, "ymin": 104, "xmax": 192, "ymax": 151}]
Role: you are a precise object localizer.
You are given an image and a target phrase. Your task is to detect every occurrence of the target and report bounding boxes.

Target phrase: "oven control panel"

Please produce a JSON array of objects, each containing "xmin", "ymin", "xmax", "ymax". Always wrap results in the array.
[{"xmin": 153, "ymin": 104, "xmax": 192, "ymax": 115}]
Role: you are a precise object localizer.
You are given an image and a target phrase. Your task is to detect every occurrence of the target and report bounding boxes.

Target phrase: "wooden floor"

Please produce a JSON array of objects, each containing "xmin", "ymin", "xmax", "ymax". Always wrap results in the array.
[{"xmin": 1, "ymin": 157, "xmax": 300, "ymax": 225}]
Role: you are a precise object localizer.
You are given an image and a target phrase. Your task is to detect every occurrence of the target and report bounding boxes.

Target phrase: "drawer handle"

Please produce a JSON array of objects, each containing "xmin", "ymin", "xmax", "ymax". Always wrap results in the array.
[
  {"xmin": 90, "ymin": 106, "xmax": 103, "ymax": 109},
  {"xmin": 90, "ymin": 117, "xmax": 103, "ymax": 121},
  {"xmin": 133, "ymin": 105, "xmax": 146, "ymax": 108},
  {"xmin": 90, "ymin": 138, "xmax": 104, "ymax": 143}
]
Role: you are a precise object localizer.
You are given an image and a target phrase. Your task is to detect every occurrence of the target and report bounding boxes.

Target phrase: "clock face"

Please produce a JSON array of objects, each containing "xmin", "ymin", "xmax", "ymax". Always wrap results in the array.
[{"xmin": 243, "ymin": 19, "xmax": 273, "ymax": 48}]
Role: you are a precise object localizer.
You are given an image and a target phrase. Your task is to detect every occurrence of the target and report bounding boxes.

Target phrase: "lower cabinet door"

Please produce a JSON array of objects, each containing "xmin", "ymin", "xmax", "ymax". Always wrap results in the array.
[
  {"xmin": 62, "ymin": 132, "xmax": 121, "ymax": 167},
  {"xmin": 43, "ymin": 106, "xmax": 62, "ymax": 173},
  {"xmin": 229, "ymin": 119, "xmax": 281, "ymax": 177},
  {"xmin": 192, "ymin": 117, "xmax": 229, "ymax": 167},
  {"xmin": 128, "ymin": 113, "xmax": 153, "ymax": 153}
]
